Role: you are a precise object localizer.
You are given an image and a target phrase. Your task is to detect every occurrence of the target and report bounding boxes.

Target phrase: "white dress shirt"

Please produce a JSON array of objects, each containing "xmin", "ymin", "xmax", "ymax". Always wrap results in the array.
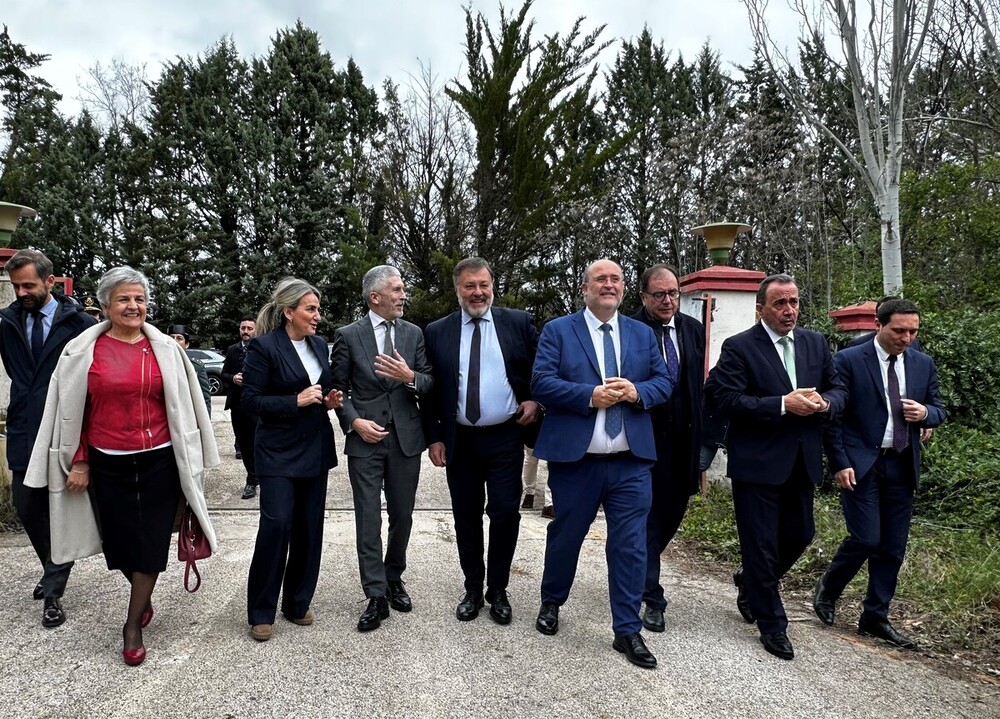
[
  {"xmin": 584, "ymin": 308, "xmax": 630, "ymax": 454},
  {"xmin": 456, "ymin": 308, "xmax": 517, "ymax": 426}
]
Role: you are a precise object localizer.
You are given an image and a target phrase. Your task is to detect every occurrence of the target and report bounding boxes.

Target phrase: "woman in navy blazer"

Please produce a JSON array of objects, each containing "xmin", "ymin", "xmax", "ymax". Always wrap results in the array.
[{"xmin": 242, "ymin": 277, "xmax": 343, "ymax": 641}]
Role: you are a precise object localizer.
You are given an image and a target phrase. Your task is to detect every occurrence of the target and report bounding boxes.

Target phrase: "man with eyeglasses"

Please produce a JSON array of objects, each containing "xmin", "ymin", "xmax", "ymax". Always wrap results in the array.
[{"xmin": 630, "ymin": 264, "xmax": 705, "ymax": 633}]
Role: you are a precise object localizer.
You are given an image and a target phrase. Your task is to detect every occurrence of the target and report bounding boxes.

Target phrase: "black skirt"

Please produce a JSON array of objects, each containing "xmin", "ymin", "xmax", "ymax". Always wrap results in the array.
[{"xmin": 89, "ymin": 446, "xmax": 182, "ymax": 573}]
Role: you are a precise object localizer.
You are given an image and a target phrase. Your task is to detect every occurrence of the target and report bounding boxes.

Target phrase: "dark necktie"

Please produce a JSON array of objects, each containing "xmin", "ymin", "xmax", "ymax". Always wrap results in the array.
[
  {"xmin": 466, "ymin": 318, "xmax": 482, "ymax": 425},
  {"xmin": 887, "ymin": 354, "xmax": 907, "ymax": 451},
  {"xmin": 382, "ymin": 320, "xmax": 394, "ymax": 355},
  {"xmin": 663, "ymin": 325, "xmax": 680, "ymax": 383},
  {"xmin": 31, "ymin": 310, "xmax": 44, "ymax": 364},
  {"xmin": 600, "ymin": 323, "xmax": 622, "ymax": 439}
]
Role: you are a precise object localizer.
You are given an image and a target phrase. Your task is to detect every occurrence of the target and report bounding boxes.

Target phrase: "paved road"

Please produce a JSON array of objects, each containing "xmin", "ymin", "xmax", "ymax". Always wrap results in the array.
[{"xmin": 1, "ymin": 398, "xmax": 997, "ymax": 718}]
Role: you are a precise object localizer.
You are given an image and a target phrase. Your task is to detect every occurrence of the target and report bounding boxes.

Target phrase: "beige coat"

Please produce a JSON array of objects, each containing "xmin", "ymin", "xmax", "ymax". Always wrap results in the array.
[{"xmin": 24, "ymin": 321, "xmax": 220, "ymax": 564}]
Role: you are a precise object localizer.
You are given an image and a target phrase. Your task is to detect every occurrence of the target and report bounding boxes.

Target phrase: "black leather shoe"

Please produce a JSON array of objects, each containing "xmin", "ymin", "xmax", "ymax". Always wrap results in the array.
[
  {"xmin": 612, "ymin": 632, "xmax": 657, "ymax": 669},
  {"xmin": 42, "ymin": 597, "xmax": 66, "ymax": 628},
  {"xmin": 241, "ymin": 483, "xmax": 257, "ymax": 499},
  {"xmin": 535, "ymin": 603, "xmax": 559, "ymax": 635},
  {"xmin": 485, "ymin": 588, "xmax": 512, "ymax": 625},
  {"xmin": 813, "ymin": 574, "xmax": 836, "ymax": 626},
  {"xmin": 456, "ymin": 591, "xmax": 484, "ymax": 621},
  {"xmin": 760, "ymin": 631, "xmax": 794, "ymax": 660},
  {"xmin": 520, "ymin": 494, "xmax": 534, "ymax": 510},
  {"xmin": 387, "ymin": 580, "xmax": 412, "ymax": 612},
  {"xmin": 357, "ymin": 597, "xmax": 389, "ymax": 632},
  {"xmin": 642, "ymin": 605, "xmax": 665, "ymax": 632},
  {"xmin": 33, "ymin": 582, "xmax": 44, "ymax": 601},
  {"xmin": 858, "ymin": 617, "xmax": 917, "ymax": 649},
  {"xmin": 733, "ymin": 569, "xmax": 754, "ymax": 623}
]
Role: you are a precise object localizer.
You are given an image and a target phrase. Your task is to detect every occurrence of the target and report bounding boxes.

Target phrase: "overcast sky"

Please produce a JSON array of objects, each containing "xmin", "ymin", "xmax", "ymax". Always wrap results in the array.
[{"xmin": 5, "ymin": 0, "xmax": 803, "ymax": 116}]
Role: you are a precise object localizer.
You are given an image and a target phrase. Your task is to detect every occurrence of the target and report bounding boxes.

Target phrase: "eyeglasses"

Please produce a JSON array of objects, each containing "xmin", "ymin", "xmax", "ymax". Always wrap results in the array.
[{"xmin": 643, "ymin": 290, "xmax": 680, "ymax": 302}]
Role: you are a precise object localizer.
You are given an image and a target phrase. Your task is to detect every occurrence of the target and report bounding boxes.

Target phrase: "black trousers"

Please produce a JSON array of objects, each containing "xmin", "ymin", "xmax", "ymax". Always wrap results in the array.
[
  {"xmin": 12, "ymin": 469, "xmax": 73, "ymax": 599},
  {"xmin": 643, "ymin": 451, "xmax": 694, "ymax": 610},
  {"xmin": 231, "ymin": 408, "xmax": 257, "ymax": 484},
  {"xmin": 445, "ymin": 420, "xmax": 523, "ymax": 593},
  {"xmin": 732, "ymin": 453, "xmax": 815, "ymax": 635}
]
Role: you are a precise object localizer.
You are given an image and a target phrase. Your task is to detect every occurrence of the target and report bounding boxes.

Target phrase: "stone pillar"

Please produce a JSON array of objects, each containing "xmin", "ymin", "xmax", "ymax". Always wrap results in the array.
[
  {"xmin": 829, "ymin": 301, "xmax": 877, "ymax": 338},
  {"xmin": 0, "ymin": 250, "xmax": 16, "ymax": 489},
  {"xmin": 679, "ymin": 265, "xmax": 766, "ymax": 488}
]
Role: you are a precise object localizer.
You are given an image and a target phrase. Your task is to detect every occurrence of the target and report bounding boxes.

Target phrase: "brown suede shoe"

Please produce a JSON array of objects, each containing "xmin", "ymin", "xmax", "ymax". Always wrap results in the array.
[
  {"xmin": 289, "ymin": 609, "xmax": 315, "ymax": 626},
  {"xmin": 250, "ymin": 624, "xmax": 273, "ymax": 641}
]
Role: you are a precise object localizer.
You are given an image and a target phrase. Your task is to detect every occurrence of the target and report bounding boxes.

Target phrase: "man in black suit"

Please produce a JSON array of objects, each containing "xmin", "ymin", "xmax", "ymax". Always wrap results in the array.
[
  {"xmin": 815, "ymin": 299, "xmax": 945, "ymax": 648},
  {"xmin": 222, "ymin": 318, "xmax": 258, "ymax": 499},
  {"xmin": 705, "ymin": 274, "xmax": 846, "ymax": 660},
  {"xmin": 331, "ymin": 265, "xmax": 434, "ymax": 632},
  {"xmin": 424, "ymin": 257, "xmax": 540, "ymax": 625},
  {"xmin": 631, "ymin": 264, "xmax": 705, "ymax": 633},
  {"xmin": 0, "ymin": 249, "xmax": 96, "ymax": 628}
]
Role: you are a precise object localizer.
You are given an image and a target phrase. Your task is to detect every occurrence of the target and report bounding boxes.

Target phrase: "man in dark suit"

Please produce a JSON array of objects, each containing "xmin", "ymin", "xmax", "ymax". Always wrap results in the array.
[
  {"xmin": 532, "ymin": 259, "xmax": 674, "ymax": 669},
  {"xmin": 331, "ymin": 265, "xmax": 434, "ymax": 632},
  {"xmin": 222, "ymin": 318, "xmax": 258, "ymax": 499},
  {"xmin": 631, "ymin": 263, "xmax": 705, "ymax": 633},
  {"xmin": 815, "ymin": 299, "xmax": 945, "ymax": 648},
  {"xmin": 423, "ymin": 257, "xmax": 540, "ymax": 626},
  {"xmin": 0, "ymin": 249, "xmax": 96, "ymax": 628},
  {"xmin": 704, "ymin": 274, "xmax": 846, "ymax": 660}
]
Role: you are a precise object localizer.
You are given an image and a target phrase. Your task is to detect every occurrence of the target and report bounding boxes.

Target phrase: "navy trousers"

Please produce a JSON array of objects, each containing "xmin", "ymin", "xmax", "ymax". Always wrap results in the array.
[
  {"xmin": 541, "ymin": 454, "xmax": 652, "ymax": 638},
  {"xmin": 824, "ymin": 451, "xmax": 915, "ymax": 621},
  {"xmin": 247, "ymin": 473, "xmax": 328, "ymax": 625}
]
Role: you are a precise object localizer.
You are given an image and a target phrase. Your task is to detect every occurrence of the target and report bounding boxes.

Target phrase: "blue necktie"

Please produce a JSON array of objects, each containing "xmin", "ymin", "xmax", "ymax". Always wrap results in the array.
[
  {"xmin": 600, "ymin": 323, "xmax": 622, "ymax": 439},
  {"xmin": 663, "ymin": 325, "xmax": 680, "ymax": 383},
  {"xmin": 31, "ymin": 311, "xmax": 44, "ymax": 364}
]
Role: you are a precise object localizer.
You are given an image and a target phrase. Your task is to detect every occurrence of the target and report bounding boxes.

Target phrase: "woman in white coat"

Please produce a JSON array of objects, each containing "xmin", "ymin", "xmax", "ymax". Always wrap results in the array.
[{"xmin": 25, "ymin": 267, "xmax": 218, "ymax": 666}]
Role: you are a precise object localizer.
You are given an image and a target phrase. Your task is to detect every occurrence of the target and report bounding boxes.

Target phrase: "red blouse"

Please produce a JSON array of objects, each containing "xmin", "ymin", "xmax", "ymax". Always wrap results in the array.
[{"xmin": 74, "ymin": 334, "xmax": 172, "ymax": 462}]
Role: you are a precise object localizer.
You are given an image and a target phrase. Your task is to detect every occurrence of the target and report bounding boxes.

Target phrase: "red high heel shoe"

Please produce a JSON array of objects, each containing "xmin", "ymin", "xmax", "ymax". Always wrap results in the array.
[
  {"xmin": 122, "ymin": 625, "xmax": 146, "ymax": 666},
  {"xmin": 140, "ymin": 603, "xmax": 154, "ymax": 629},
  {"xmin": 122, "ymin": 645, "xmax": 146, "ymax": 666}
]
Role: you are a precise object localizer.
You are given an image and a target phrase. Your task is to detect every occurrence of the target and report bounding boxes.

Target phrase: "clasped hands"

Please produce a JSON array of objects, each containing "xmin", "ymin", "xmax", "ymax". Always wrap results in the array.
[
  {"xmin": 592, "ymin": 377, "xmax": 638, "ymax": 408},
  {"xmin": 784, "ymin": 387, "xmax": 829, "ymax": 416},
  {"xmin": 297, "ymin": 384, "xmax": 344, "ymax": 410}
]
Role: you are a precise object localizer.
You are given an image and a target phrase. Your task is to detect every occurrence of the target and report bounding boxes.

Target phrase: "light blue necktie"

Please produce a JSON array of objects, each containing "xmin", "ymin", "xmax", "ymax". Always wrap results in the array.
[
  {"xmin": 778, "ymin": 335, "xmax": 796, "ymax": 388},
  {"xmin": 600, "ymin": 323, "xmax": 622, "ymax": 439}
]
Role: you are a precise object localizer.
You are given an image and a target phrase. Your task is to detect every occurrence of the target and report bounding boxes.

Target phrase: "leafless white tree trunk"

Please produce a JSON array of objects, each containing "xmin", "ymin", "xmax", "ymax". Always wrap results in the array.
[{"xmin": 745, "ymin": 0, "xmax": 935, "ymax": 294}]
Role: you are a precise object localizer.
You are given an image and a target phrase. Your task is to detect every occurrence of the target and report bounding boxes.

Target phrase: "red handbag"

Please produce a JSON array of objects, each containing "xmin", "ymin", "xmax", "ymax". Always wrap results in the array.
[{"xmin": 177, "ymin": 504, "xmax": 211, "ymax": 592}]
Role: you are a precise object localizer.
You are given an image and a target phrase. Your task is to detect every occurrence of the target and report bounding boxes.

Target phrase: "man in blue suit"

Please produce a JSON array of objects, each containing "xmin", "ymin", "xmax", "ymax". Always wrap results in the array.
[
  {"xmin": 424, "ymin": 257, "xmax": 541, "ymax": 625},
  {"xmin": 704, "ymin": 274, "xmax": 846, "ymax": 660},
  {"xmin": 532, "ymin": 259, "xmax": 674, "ymax": 669},
  {"xmin": 815, "ymin": 299, "xmax": 945, "ymax": 648}
]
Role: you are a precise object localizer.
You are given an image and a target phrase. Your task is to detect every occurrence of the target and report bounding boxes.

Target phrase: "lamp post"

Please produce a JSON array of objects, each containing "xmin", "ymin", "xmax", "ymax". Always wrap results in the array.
[
  {"xmin": 0, "ymin": 201, "xmax": 37, "ymax": 246},
  {"xmin": 691, "ymin": 222, "xmax": 751, "ymax": 267}
]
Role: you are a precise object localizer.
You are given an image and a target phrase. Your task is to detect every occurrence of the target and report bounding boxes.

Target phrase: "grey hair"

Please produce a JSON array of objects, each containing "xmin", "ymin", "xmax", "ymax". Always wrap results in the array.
[
  {"xmin": 452, "ymin": 257, "xmax": 493, "ymax": 287},
  {"xmin": 255, "ymin": 277, "xmax": 321, "ymax": 334},
  {"xmin": 756, "ymin": 274, "xmax": 797, "ymax": 304},
  {"xmin": 362, "ymin": 265, "xmax": 401, "ymax": 303},
  {"xmin": 97, "ymin": 266, "xmax": 151, "ymax": 308}
]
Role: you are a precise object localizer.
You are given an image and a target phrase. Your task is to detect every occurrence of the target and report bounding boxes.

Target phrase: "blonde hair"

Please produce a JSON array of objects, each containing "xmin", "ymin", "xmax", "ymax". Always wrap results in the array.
[{"xmin": 255, "ymin": 277, "xmax": 321, "ymax": 334}]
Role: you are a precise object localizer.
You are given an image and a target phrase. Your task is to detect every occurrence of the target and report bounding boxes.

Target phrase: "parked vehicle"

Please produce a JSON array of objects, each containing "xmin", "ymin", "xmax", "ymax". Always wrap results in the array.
[{"xmin": 185, "ymin": 348, "xmax": 227, "ymax": 395}]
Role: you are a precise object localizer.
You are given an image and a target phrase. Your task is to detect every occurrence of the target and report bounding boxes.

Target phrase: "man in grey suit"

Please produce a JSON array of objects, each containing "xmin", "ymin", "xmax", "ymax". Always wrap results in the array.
[{"xmin": 331, "ymin": 265, "xmax": 435, "ymax": 632}]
